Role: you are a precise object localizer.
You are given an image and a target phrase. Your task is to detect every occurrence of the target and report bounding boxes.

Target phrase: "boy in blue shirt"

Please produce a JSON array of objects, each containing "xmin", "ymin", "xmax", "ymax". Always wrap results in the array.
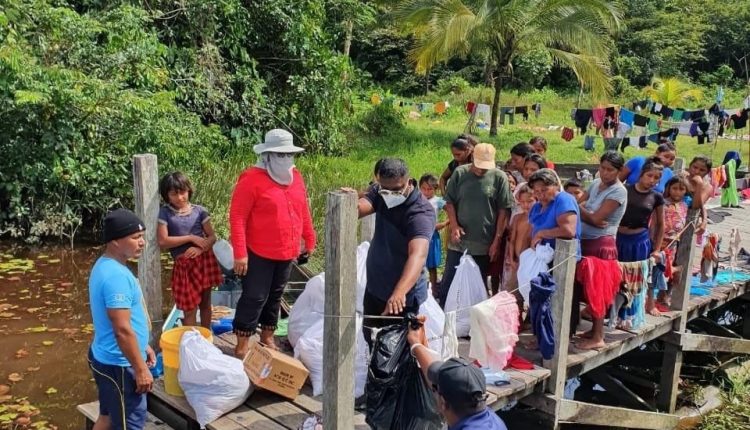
[{"xmin": 88, "ymin": 209, "xmax": 155, "ymax": 430}]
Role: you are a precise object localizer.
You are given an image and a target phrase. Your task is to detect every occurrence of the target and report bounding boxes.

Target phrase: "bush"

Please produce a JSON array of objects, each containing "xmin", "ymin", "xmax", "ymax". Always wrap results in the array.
[
  {"xmin": 436, "ymin": 76, "xmax": 471, "ymax": 95},
  {"xmin": 359, "ymin": 103, "xmax": 405, "ymax": 136}
]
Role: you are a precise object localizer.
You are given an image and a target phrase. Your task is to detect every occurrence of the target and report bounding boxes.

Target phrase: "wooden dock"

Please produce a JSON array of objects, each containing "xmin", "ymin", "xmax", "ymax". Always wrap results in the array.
[{"xmin": 117, "ymin": 155, "xmax": 750, "ymax": 430}]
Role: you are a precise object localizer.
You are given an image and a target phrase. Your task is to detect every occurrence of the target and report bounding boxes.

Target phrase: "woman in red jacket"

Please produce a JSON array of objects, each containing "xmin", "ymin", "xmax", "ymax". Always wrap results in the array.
[{"xmin": 229, "ymin": 129, "xmax": 316, "ymax": 358}]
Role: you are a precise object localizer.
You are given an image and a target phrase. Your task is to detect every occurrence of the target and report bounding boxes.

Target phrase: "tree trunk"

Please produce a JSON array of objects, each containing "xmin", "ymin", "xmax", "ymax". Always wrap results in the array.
[
  {"xmin": 343, "ymin": 20, "xmax": 353, "ymax": 57},
  {"xmin": 490, "ymin": 74, "xmax": 503, "ymax": 136}
]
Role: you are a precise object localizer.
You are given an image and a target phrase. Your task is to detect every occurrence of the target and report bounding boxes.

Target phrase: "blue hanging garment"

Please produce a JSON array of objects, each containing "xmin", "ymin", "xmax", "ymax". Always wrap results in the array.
[{"xmin": 529, "ymin": 272, "xmax": 557, "ymax": 360}]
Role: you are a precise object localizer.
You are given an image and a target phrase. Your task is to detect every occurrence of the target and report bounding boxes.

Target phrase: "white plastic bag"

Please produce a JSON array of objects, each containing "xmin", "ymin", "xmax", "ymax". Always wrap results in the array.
[
  {"xmin": 469, "ymin": 292, "xmax": 519, "ymax": 371},
  {"xmin": 212, "ymin": 239, "xmax": 234, "ymax": 272},
  {"xmin": 443, "ymin": 253, "xmax": 489, "ymax": 337},
  {"xmin": 294, "ymin": 317, "xmax": 369, "ymax": 397},
  {"xmin": 288, "ymin": 241, "xmax": 370, "ymax": 347},
  {"xmin": 178, "ymin": 330, "xmax": 252, "ymax": 427},
  {"xmin": 355, "ymin": 242, "xmax": 370, "ymax": 314},
  {"xmin": 287, "ymin": 273, "xmax": 326, "ymax": 347},
  {"xmin": 418, "ymin": 295, "xmax": 445, "ymax": 356},
  {"xmin": 517, "ymin": 244, "xmax": 555, "ymax": 304}
]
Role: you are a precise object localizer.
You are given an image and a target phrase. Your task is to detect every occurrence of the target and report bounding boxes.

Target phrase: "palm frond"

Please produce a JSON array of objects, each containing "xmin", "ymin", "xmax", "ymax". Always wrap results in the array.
[{"xmin": 548, "ymin": 49, "xmax": 612, "ymax": 99}]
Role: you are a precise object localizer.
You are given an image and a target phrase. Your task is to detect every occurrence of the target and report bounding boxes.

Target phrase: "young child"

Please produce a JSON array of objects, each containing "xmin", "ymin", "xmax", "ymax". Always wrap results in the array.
[
  {"xmin": 529, "ymin": 136, "xmax": 555, "ymax": 169},
  {"xmin": 157, "ymin": 172, "xmax": 223, "ymax": 329},
  {"xmin": 656, "ymin": 176, "xmax": 690, "ymax": 310},
  {"xmin": 522, "ymin": 154, "xmax": 547, "ymax": 182},
  {"xmin": 687, "ymin": 156, "xmax": 712, "ymax": 236},
  {"xmin": 503, "ymin": 184, "xmax": 535, "ymax": 293},
  {"xmin": 564, "ymin": 178, "xmax": 586, "ymax": 203},
  {"xmin": 419, "ymin": 174, "xmax": 448, "ymax": 295},
  {"xmin": 616, "ymin": 158, "xmax": 665, "ymax": 322}
]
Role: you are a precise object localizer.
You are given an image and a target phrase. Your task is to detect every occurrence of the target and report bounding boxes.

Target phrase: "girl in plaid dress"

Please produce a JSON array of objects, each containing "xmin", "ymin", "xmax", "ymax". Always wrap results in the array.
[{"xmin": 157, "ymin": 172, "xmax": 223, "ymax": 329}]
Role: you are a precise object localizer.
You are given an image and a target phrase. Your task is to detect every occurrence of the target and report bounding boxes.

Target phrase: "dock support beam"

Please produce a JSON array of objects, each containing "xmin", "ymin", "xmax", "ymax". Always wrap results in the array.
[
  {"xmin": 657, "ymin": 209, "xmax": 699, "ymax": 412},
  {"xmin": 133, "ymin": 154, "xmax": 163, "ymax": 346},
  {"xmin": 543, "ymin": 239, "xmax": 578, "ymax": 428},
  {"xmin": 322, "ymin": 191, "xmax": 358, "ymax": 430}
]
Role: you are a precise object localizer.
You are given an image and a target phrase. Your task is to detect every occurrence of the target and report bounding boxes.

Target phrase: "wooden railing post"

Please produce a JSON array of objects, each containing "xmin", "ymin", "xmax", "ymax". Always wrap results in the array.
[
  {"xmin": 133, "ymin": 154, "xmax": 163, "ymax": 347},
  {"xmin": 323, "ymin": 191, "xmax": 358, "ymax": 429},
  {"xmin": 360, "ymin": 213, "xmax": 375, "ymax": 242},
  {"xmin": 543, "ymin": 239, "xmax": 578, "ymax": 428},
  {"xmin": 657, "ymin": 209, "xmax": 700, "ymax": 412}
]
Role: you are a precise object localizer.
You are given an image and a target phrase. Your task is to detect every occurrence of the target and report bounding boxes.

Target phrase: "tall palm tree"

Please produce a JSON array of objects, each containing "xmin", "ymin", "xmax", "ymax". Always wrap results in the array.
[
  {"xmin": 643, "ymin": 77, "xmax": 703, "ymax": 107},
  {"xmin": 395, "ymin": 0, "xmax": 621, "ymax": 136}
]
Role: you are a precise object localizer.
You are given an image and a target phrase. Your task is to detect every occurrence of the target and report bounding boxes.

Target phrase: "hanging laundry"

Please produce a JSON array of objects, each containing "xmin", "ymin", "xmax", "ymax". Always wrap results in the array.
[
  {"xmin": 498, "ymin": 106, "xmax": 515, "ymax": 125},
  {"xmin": 700, "ymin": 234, "xmax": 720, "ymax": 282},
  {"xmin": 676, "ymin": 122, "xmax": 692, "ymax": 137},
  {"xmin": 652, "ymin": 103, "xmax": 663, "ymax": 115},
  {"xmin": 517, "ymin": 244, "xmax": 555, "ymax": 304},
  {"xmin": 442, "ymin": 311, "xmax": 459, "ymax": 359},
  {"xmin": 620, "ymin": 137, "xmax": 630, "ymax": 152},
  {"xmin": 575, "ymin": 257, "xmax": 622, "ymax": 319},
  {"xmin": 466, "ymin": 101, "xmax": 476, "ymax": 114},
  {"xmin": 728, "ymin": 228, "xmax": 741, "ymax": 269},
  {"xmin": 616, "ymin": 122, "xmax": 631, "ymax": 139},
  {"xmin": 689, "ymin": 110, "xmax": 706, "ymax": 121},
  {"xmin": 574, "ymin": 109, "xmax": 593, "ymax": 134},
  {"xmin": 584, "ymin": 135, "xmax": 596, "ymax": 151},
  {"xmin": 658, "ymin": 127, "xmax": 679, "ymax": 142},
  {"xmin": 660, "ymin": 106, "xmax": 674, "ymax": 120},
  {"xmin": 638, "ymin": 136, "xmax": 648, "ymax": 148},
  {"xmin": 633, "ymin": 114, "xmax": 649, "ymax": 127},
  {"xmin": 469, "ymin": 292, "xmax": 520, "ymax": 371},
  {"xmin": 648, "ymin": 118, "xmax": 659, "ymax": 133},
  {"xmin": 515, "ymin": 105, "xmax": 529, "ymax": 121},
  {"xmin": 721, "ymin": 158, "xmax": 739, "ymax": 208},
  {"xmin": 592, "ymin": 108, "xmax": 606, "ymax": 128},
  {"xmin": 619, "ymin": 108, "xmax": 635, "ymax": 126},
  {"xmin": 672, "ymin": 109, "xmax": 684, "ymax": 122},
  {"xmin": 561, "ymin": 127, "xmax": 575, "ymax": 142},
  {"xmin": 647, "ymin": 133, "xmax": 659, "ymax": 144},
  {"xmin": 689, "ymin": 122, "xmax": 699, "ymax": 137},
  {"xmin": 604, "ymin": 138, "xmax": 620, "ymax": 151},
  {"xmin": 533, "ymin": 103, "xmax": 542, "ymax": 118},
  {"xmin": 529, "ymin": 272, "xmax": 557, "ymax": 360},
  {"xmin": 730, "ymin": 109, "xmax": 749, "ymax": 129},
  {"xmin": 434, "ymin": 101, "xmax": 448, "ymax": 115},
  {"xmin": 475, "ymin": 104, "xmax": 491, "ymax": 123}
]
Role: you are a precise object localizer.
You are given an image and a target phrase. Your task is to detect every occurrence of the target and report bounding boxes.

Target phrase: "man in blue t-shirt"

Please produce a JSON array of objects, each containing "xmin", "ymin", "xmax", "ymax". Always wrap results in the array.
[
  {"xmin": 88, "ymin": 209, "xmax": 154, "ymax": 430},
  {"xmin": 407, "ymin": 317, "xmax": 508, "ymax": 430}
]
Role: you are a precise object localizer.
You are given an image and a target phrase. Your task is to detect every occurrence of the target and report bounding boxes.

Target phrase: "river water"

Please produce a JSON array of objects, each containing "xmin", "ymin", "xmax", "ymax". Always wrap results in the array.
[{"xmin": 0, "ymin": 243, "xmax": 173, "ymax": 430}]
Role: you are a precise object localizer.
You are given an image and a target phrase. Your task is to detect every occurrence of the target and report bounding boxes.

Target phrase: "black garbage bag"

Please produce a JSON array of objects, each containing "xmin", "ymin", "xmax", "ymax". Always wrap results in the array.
[{"xmin": 365, "ymin": 314, "xmax": 443, "ymax": 430}]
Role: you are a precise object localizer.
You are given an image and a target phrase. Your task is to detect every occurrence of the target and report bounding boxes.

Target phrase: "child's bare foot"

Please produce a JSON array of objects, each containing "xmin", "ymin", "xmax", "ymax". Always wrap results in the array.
[
  {"xmin": 616, "ymin": 320, "xmax": 632, "ymax": 331},
  {"xmin": 647, "ymin": 306, "xmax": 661, "ymax": 317},
  {"xmin": 575, "ymin": 338, "xmax": 607, "ymax": 350}
]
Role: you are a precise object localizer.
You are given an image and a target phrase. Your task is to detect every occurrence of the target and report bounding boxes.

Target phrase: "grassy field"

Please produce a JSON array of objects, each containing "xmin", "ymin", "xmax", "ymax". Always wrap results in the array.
[{"xmin": 194, "ymin": 89, "xmax": 750, "ymax": 272}]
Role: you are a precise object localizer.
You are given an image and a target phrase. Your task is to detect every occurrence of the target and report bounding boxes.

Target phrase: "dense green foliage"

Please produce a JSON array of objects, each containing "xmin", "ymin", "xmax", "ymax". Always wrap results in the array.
[{"xmin": 1, "ymin": 0, "xmax": 749, "ymax": 242}]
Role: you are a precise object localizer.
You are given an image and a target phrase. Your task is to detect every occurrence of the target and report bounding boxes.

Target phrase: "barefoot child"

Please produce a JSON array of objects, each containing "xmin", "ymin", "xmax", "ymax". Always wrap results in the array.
[
  {"xmin": 489, "ymin": 172, "xmax": 518, "ymax": 295},
  {"xmin": 157, "ymin": 172, "xmax": 223, "ymax": 329},
  {"xmin": 419, "ymin": 174, "xmax": 449, "ymax": 295},
  {"xmin": 616, "ymin": 158, "xmax": 665, "ymax": 322},
  {"xmin": 656, "ymin": 176, "xmax": 690, "ymax": 309},
  {"xmin": 503, "ymin": 184, "xmax": 535, "ymax": 301}
]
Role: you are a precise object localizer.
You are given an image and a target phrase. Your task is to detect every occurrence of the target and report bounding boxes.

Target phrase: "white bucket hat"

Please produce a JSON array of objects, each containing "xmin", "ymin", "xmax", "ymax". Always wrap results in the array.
[{"xmin": 253, "ymin": 129, "xmax": 305, "ymax": 154}]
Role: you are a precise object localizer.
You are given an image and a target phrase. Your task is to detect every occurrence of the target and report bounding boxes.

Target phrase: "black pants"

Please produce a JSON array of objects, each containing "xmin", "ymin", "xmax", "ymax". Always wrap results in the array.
[
  {"xmin": 233, "ymin": 250, "xmax": 293, "ymax": 337},
  {"xmin": 438, "ymin": 250, "xmax": 489, "ymax": 308},
  {"xmin": 362, "ymin": 290, "xmax": 419, "ymax": 349}
]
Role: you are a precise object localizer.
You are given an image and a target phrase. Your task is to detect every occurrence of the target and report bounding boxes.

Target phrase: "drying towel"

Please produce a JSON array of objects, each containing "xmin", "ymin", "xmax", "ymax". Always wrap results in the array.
[
  {"xmin": 619, "ymin": 260, "xmax": 648, "ymax": 307},
  {"xmin": 574, "ymin": 109, "xmax": 593, "ymax": 134},
  {"xmin": 576, "ymin": 257, "xmax": 622, "ymax": 319},
  {"xmin": 593, "ymin": 108, "xmax": 606, "ymax": 128},
  {"xmin": 529, "ymin": 272, "xmax": 557, "ymax": 360},
  {"xmin": 634, "ymin": 114, "xmax": 649, "ymax": 127},
  {"xmin": 561, "ymin": 127, "xmax": 575, "ymax": 142},
  {"xmin": 619, "ymin": 109, "xmax": 635, "ymax": 126}
]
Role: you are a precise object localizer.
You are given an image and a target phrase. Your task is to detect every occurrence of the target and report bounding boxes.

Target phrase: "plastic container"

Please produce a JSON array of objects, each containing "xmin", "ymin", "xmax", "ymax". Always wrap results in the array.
[
  {"xmin": 211, "ymin": 317, "xmax": 234, "ymax": 335},
  {"xmin": 159, "ymin": 326, "xmax": 213, "ymax": 396},
  {"xmin": 149, "ymin": 352, "xmax": 164, "ymax": 378}
]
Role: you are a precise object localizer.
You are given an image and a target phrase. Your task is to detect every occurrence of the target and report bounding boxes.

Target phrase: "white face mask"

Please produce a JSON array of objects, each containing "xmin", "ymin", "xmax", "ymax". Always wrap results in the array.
[
  {"xmin": 261, "ymin": 153, "xmax": 295, "ymax": 185},
  {"xmin": 379, "ymin": 185, "xmax": 410, "ymax": 209}
]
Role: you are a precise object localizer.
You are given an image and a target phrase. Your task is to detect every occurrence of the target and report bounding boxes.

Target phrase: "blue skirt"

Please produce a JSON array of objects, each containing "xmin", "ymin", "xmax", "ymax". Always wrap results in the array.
[
  {"xmin": 616, "ymin": 229, "xmax": 652, "ymax": 263},
  {"xmin": 426, "ymin": 231, "xmax": 442, "ymax": 269}
]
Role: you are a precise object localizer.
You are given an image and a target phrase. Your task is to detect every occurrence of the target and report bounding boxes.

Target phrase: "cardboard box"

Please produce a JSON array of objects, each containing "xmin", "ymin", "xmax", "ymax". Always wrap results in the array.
[{"xmin": 243, "ymin": 341, "xmax": 309, "ymax": 400}]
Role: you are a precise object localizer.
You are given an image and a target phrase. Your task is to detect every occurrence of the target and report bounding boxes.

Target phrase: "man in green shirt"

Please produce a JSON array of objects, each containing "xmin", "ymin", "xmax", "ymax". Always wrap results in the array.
[{"xmin": 438, "ymin": 143, "xmax": 513, "ymax": 307}]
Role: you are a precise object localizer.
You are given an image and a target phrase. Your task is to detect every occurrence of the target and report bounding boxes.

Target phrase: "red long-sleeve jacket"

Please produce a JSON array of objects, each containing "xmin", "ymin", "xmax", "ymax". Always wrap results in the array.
[{"xmin": 229, "ymin": 167, "xmax": 316, "ymax": 261}]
